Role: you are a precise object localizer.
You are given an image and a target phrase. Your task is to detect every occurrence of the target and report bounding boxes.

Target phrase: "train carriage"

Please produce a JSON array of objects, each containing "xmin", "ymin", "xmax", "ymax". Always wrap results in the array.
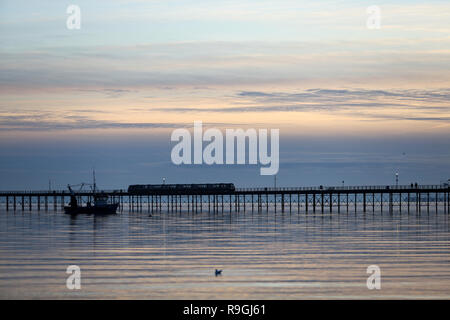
[{"xmin": 128, "ymin": 183, "xmax": 235, "ymax": 195}]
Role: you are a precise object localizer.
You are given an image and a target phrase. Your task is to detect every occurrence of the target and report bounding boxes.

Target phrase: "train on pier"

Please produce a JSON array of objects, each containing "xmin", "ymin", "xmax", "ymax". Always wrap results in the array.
[{"xmin": 128, "ymin": 183, "xmax": 235, "ymax": 195}]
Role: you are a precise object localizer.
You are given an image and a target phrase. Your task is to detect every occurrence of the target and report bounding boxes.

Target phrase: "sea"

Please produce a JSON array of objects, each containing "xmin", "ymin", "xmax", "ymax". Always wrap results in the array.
[{"xmin": 0, "ymin": 205, "xmax": 449, "ymax": 299}]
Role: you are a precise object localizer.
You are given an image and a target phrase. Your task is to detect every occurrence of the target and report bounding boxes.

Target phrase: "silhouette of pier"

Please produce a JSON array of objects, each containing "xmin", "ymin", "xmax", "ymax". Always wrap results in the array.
[{"xmin": 0, "ymin": 184, "xmax": 449, "ymax": 214}]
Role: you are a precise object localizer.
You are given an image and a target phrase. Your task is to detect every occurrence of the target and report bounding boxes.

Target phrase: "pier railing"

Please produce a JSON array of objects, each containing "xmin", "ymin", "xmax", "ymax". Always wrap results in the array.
[
  {"xmin": 0, "ymin": 185, "xmax": 448, "ymax": 196},
  {"xmin": 236, "ymin": 184, "xmax": 447, "ymax": 192},
  {"xmin": 0, "ymin": 189, "xmax": 126, "ymax": 195}
]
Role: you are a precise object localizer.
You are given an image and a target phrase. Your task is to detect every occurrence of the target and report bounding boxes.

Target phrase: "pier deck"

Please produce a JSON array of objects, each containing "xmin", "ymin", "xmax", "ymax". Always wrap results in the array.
[{"xmin": 0, "ymin": 185, "xmax": 448, "ymax": 214}]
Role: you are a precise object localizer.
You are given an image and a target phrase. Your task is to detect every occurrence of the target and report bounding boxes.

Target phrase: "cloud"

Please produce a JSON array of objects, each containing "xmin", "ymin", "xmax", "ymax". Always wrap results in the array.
[
  {"xmin": 353, "ymin": 114, "xmax": 450, "ymax": 122},
  {"xmin": 2, "ymin": 37, "xmax": 450, "ymax": 92},
  {"xmin": 0, "ymin": 114, "xmax": 182, "ymax": 131},
  {"xmin": 76, "ymin": 88, "xmax": 138, "ymax": 98},
  {"xmin": 150, "ymin": 88, "xmax": 450, "ymax": 121},
  {"xmin": 238, "ymin": 88, "xmax": 450, "ymax": 103},
  {"xmin": 0, "ymin": 114, "xmax": 246, "ymax": 131}
]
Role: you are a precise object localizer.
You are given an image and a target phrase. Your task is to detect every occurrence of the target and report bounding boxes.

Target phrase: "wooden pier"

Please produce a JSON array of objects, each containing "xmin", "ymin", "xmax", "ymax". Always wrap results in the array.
[{"xmin": 0, "ymin": 185, "xmax": 449, "ymax": 214}]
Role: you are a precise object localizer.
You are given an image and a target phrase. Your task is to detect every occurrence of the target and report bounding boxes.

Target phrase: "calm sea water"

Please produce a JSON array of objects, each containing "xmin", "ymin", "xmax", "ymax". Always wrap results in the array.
[{"xmin": 0, "ymin": 206, "xmax": 449, "ymax": 299}]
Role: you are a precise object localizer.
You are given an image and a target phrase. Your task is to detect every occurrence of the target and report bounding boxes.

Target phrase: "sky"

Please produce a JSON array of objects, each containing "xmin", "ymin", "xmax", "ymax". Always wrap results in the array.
[{"xmin": 0, "ymin": 0, "xmax": 449, "ymax": 190}]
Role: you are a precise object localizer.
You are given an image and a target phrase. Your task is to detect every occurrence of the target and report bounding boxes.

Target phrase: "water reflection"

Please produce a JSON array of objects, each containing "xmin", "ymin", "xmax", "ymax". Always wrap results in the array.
[{"xmin": 0, "ymin": 208, "xmax": 449, "ymax": 299}]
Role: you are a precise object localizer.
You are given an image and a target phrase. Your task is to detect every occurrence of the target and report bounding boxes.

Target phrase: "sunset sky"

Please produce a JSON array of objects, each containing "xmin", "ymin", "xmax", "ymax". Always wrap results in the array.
[{"xmin": 0, "ymin": 0, "xmax": 449, "ymax": 189}]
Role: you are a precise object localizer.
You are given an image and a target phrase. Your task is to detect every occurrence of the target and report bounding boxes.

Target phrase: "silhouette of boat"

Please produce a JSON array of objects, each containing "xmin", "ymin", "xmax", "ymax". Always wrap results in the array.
[
  {"xmin": 64, "ymin": 171, "xmax": 119, "ymax": 215},
  {"xmin": 64, "ymin": 193, "xmax": 119, "ymax": 215}
]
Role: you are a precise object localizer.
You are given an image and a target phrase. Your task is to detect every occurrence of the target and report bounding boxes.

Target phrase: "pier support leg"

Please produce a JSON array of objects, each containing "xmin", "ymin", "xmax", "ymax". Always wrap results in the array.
[
  {"xmin": 302, "ymin": 194, "xmax": 306, "ymax": 214},
  {"xmin": 313, "ymin": 194, "xmax": 316, "ymax": 213},
  {"xmin": 381, "ymin": 193, "xmax": 383, "ymax": 213},
  {"xmin": 417, "ymin": 192, "xmax": 420, "ymax": 213},
  {"xmin": 329, "ymin": 193, "xmax": 332, "ymax": 213},
  {"xmin": 289, "ymin": 194, "xmax": 292, "ymax": 213},
  {"xmin": 443, "ymin": 192, "xmax": 447, "ymax": 213},
  {"xmin": 436, "ymin": 192, "xmax": 438, "ymax": 212},
  {"xmin": 338, "ymin": 194, "xmax": 340, "ymax": 214},
  {"xmin": 389, "ymin": 193, "xmax": 393, "ymax": 214},
  {"xmin": 305, "ymin": 194, "xmax": 308, "ymax": 214},
  {"xmin": 363, "ymin": 193, "xmax": 366, "ymax": 213},
  {"xmin": 447, "ymin": 191, "xmax": 449, "ymax": 213},
  {"xmin": 346, "ymin": 193, "xmax": 349, "ymax": 212},
  {"xmin": 372, "ymin": 193, "xmax": 375, "ymax": 212},
  {"xmin": 407, "ymin": 193, "xmax": 410, "ymax": 213},
  {"xmin": 321, "ymin": 193, "xmax": 324, "ymax": 214},
  {"xmin": 434, "ymin": 192, "xmax": 439, "ymax": 213}
]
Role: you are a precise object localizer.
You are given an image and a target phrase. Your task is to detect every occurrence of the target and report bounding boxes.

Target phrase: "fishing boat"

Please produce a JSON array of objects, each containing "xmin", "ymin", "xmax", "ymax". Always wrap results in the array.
[{"xmin": 64, "ymin": 171, "xmax": 119, "ymax": 215}]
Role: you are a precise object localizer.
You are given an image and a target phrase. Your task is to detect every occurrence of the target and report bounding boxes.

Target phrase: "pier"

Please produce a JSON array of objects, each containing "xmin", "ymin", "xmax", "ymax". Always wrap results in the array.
[{"xmin": 0, "ymin": 184, "xmax": 449, "ymax": 214}]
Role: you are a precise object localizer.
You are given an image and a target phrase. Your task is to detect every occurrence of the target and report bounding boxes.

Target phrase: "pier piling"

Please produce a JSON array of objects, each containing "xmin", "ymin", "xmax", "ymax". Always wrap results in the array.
[{"xmin": 0, "ymin": 185, "xmax": 448, "ymax": 216}]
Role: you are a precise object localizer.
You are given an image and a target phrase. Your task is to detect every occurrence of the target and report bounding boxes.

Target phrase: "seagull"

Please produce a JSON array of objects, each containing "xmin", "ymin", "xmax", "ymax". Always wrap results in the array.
[{"xmin": 215, "ymin": 269, "xmax": 222, "ymax": 276}]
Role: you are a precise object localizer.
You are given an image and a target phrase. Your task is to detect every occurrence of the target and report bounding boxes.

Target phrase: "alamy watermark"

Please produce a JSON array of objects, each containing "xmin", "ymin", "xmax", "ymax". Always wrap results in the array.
[
  {"xmin": 66, "ymin": 265, "xmax": 81, "ymax": 290},
  {"xmin": 366, "ymin": 5, "xmax": 381, "ymax": 29},
  {"xmin": 66, "ymin": 5, "xmax": 381, "ymax": 31},
  {"xmin": 66, "ymin": 5, "xmax": 81, "ymax": 30},
  {"xmin": 366, "ymin": 265, "xmax": 381, "ymax": 290},
  {"xmin": 171, "ymin": 121, "xmax": 279, "ymax": 175}
]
